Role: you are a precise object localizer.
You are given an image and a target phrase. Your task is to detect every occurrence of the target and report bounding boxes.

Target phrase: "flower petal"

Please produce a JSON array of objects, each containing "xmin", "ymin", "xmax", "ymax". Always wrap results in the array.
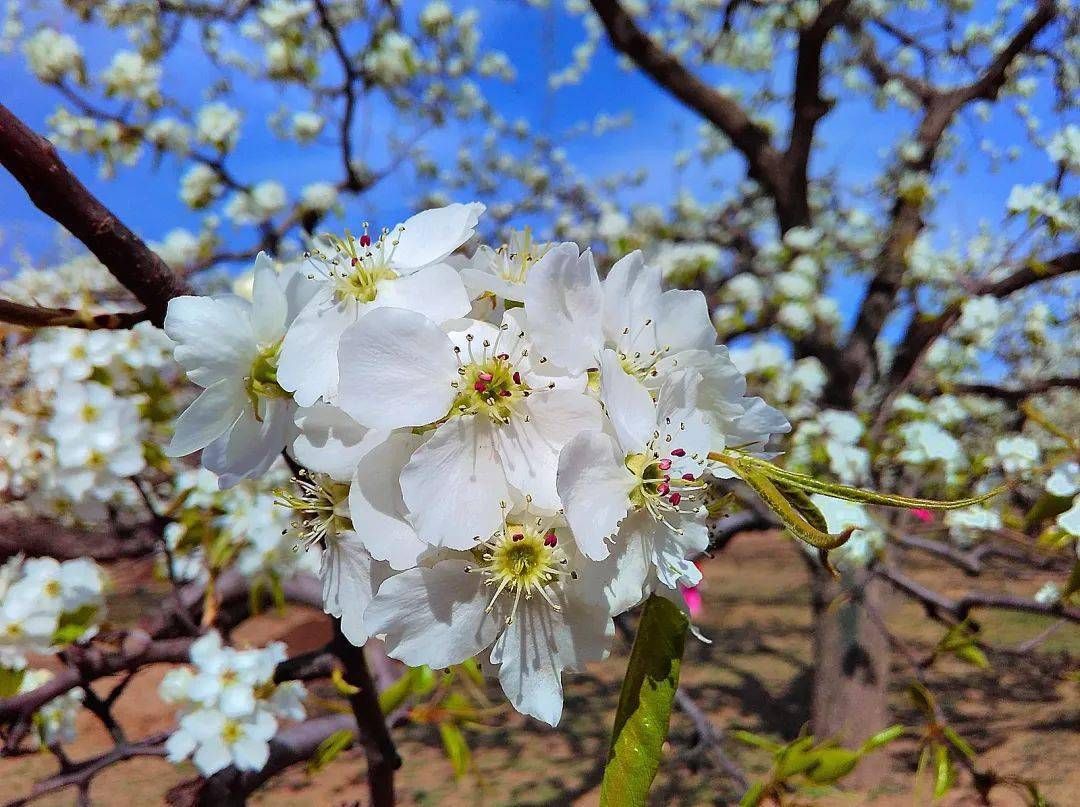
[
  {"xmin": 320, "ymin": 532, "xmax": 387, "ymax": 647},
  {"xmin": 599, "ymin": 348, "xmax": 655, "ymax": 454},
  {"xmin": 336, "ymin": 307, "xmax": 458, "ymax": 430},
  {"xmin": 523, "ymin": 243, "xmax": 603, "ymax": 374},
  {"xmin": 202, "ymin": 398, "xmax": 295, "ymax": 488},
  {"xmin": 400, "ymin": 416, "xmax": 510, "ymax": 549},
  {"xmin": 365, "ymin": 560, "xmax": 500, "ymax": 668},
  {"xmin": 372, "ymin": 263, "xmax": 471, "ymax": 323},
  {"xmin": 277, "ymin": 287, "xmax": 357, "ymax": 407},
  {"xmin": 349, "ymin": 432, "xmax": 429, "ymax": 570},
  {"xmin": 654, "ymin": 289, "xmax": 716, "ymax": 352},
  {"xmin": 388, "ymin": 202, "xmax": 485, "ymax": 272},
  {"xmin": 250, "ymin": 252, "xmax": 287, "ymax": 344},
  {"xmin": 165, "ymin": 295, "xmax": 256, "ymax": 387},
  {"xmin": 493, "ymin": 389, "xmax": 602, "ymax": 511},
  {"xmin": 292, "ymin": 403, "xmax": 380, "ymax": 481},
  {"xmin": 556, "ymin": 431, "xmax": 635, "ymax": 560},
  {"xmin": 602, "ymin": 250, "xmax": 661, "ymax": 343},
  {"xmin": 166, "ymin": 378, "xmax": 245, "ymax": 457}
]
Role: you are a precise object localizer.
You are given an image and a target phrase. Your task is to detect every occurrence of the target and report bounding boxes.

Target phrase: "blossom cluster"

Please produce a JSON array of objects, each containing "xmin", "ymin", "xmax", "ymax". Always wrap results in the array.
[
  {"xmin": 160, "ymin": 631, "xmax": 305, "ymax": 775},
  {"xmin": 163, "ymin": 202, "xmax": 790, "ymax": 724},
  {"xmin": 0, "ymin": 554, "xmax": 106, "ymax": 670}
]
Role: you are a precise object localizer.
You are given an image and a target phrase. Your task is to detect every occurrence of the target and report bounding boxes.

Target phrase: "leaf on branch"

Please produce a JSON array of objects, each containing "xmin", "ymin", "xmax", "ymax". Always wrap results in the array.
[
  {"xmin": 599, "ymin": 595, "xmax": 688, "ymax": 807},
  {"xmin": 306, "ymin": 728, "xmax": 355, "ymax": 774}
]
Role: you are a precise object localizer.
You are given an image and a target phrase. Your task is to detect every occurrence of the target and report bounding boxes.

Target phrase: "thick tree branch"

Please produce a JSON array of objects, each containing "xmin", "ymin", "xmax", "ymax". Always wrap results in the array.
[
  {"xmin": 0, "ymin": 102, "xmax": 191, "ymax": 325},
  {"xmin": 0, "ymin": 299, "xmax": 150, "ymax": 331},
  {"xmin": 587, "ymin": 0, "xmax": 794, "ymax": 226},
  {"xmin": 0, "ymin": 516, "xmax": 159, "ymax": 562}
]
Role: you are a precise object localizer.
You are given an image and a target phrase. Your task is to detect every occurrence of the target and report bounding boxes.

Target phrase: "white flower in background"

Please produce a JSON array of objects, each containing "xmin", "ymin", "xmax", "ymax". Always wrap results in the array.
[
  {"xmin": 897, "ymin": 421, "xmax": 965, "ymax": 472},
  {"xmin": 102, "ymin": 51, "xmax": 161, "ymax": 103},
  {"xmin": 165, "ymin": 708, "xmax": 277, "ymax": 776},
  {"xmin": 257, "ymin": 0, "xmax": 313, "ymax": 31},
  {"xmin": 277, "ymin": 202, "xmax": 483, "ymax": 407},
  {"xmin": 337, "ymin": 307, "xmax": 601, "ymax": 547},
  {"xmin": 225, "ymin": 180, "xmax": 287, "ymax": 225},
  {"xmin": 13, "ymin": 669, "xmax": 84, "ymax": 749},
  {"xmin": 807, "ymin": 496, "xmax": 885, "ymax": 572},
  {"xmin": 23, "ymin": 28, "xmax": 84, "ymax": 83},
  {"xmin": 164, "ymin": 253, "xmax": 314, "ymax": 487},
  {"xmin": 460, "ymin": 228, "xmax": 551, "ymax": 301},
  {"xmin": 945, "ymin": 506, "xmax": 1001, "ymax": 547},
  {"xmin": 1046, "ymin": 462, "xmax": 1079, "ymax": 498},
  {"xmin": 955, "ymin": 296, "xmax": 1002, "ymax": 345},
  {"xmin": 146, "ymin": 118, "xmax": 191, "ymax": 154},
  {"xmin": 1059, "ymin": 499, "xmax": 1080, "ymax": 539},
  {"xmin": 1034, "ymin": 582, "xmax": 1060, "ymax": 606},
  {"xmin": 291, "ymin": 111, "xmax": 324, "ymax": 143},
  {"xmin": 364, "ymin": 31, "xmax": 418, "ymax": 85},
  {"xmin": 1046, "ymin": 124, "xmax": 1079, "ymax": 172},
  {"xmin": 365, "ymin": 515, "xmax": 617, "ymax": 725},
  {"xmin": 994, "ymin": 436, "xmax": 1040, "ymax": 475},
  {"xmin": 299, "ymin": 181, "xmax": 338, "ymax": 213},
  {"xmin": 196, "ymin": 102, "xmax": 242, "ymax": 151},
  {"xmin": 179, "ymin": 164, "xmax": 224, "ymax": 209}
]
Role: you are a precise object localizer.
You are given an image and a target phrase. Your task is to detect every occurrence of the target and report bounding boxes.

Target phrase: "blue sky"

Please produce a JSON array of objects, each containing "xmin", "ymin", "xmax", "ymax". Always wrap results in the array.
[{"xmin": 1, "ymin": 0, "xmax": 1071, "ymax": 339}]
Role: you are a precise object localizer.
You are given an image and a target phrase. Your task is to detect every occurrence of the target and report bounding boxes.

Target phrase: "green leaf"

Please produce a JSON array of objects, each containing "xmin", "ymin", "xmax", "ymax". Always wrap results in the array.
[
  {"xmin": 805, "ymin": 748, "xmax": 861, "ymax": 784},
  {"xmin": 0, "ymin": 666, "xmax": 26, "ymax": 698},
  {"xmin": 306, "ymin": 729, "xmax": 354, "ymax": 774},
  {"xmin": 438, "ymin": 721, "xmax": 472, "ymax": 780},
  {"xmin": 599, "ymin": 595, "xmax": 688, "ymax": 807},
  {"xmin": 908, "ymin": 682, "xmax": 937, "ymax": 719},
  {"xmin": 730, "ymin": 730, "xmax": 781, "ymax": 752},
  {"xmin": 775, "ymin": 736, "xmax": 818, "ymax": 778},
  {"xmin": 738, "ymin": 781, "xmax": 766, "ymax": 807},
  {"xmin": 860, "ymin": 725, "xmax": 905, "ymax": 753},
  {"xmin": 331, "ymin": 666, "xmax": 359, "ymax": 696},
  {"xmin": 52, "ymin": 604, "xmax": 99, "ymax": 645},
  {"xmin": 722, "ymin": 453, "xmax": 1006, "ymax": 511},
  {"xmin": 933, "ymin": 744, "xmax": 955, "ymax": 798},
  {"xmin": 733, "ymin": 465, "xmax": 855, "ymax": 550},
  {"xmin": 941, "ymin": 726, "xmax": 976, "ymax": 760},
  {"xmin": 773, "ymin": 479, "xmax": 829, "ymax": 533},
  {"xmin": 954, "ymin": 644, "xmax": 989, "ymax": 669}
]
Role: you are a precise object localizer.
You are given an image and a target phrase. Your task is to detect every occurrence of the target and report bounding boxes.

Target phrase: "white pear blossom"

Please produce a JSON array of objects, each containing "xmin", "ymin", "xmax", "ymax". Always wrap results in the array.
[
  {"xmin": 277, "ymin": 203, "xmax": 483, "ymax": 407},
  {"xmin": 336, "ymin": 307, "xmax": 601, "ymax": 546},
  {"xmin": 164, "ymin": 253, "xmax": 314, "ymax": 487},
  {"xmin": 459, "ymin": 228, "xmax": 551, "ymax": 301}
]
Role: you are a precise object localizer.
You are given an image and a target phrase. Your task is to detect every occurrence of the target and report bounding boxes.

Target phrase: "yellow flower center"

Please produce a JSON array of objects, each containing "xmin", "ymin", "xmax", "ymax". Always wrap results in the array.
[
  {"xmin": 467, "ymin": 521, "xmax": 571, "ymax": 624},
  {"xmin": 276, "ymin": 470, "xmax": 353, "ymax": 550}
]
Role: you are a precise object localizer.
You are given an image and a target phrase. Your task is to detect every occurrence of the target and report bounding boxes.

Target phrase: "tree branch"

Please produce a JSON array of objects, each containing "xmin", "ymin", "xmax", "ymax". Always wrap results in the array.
[
  {"xmin": 0, "ymin": 299, "xmax": 150, "ymax": 331},
  {"xmin": 0, "ymin": 102, "xmax": 191, "ymax": 326}
]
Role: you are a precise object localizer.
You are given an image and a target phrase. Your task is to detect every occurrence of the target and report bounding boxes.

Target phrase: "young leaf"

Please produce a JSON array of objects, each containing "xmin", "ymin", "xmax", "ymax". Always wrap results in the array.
[
  {"xmin": 438, "ymin": 721, "xmax": 473, "ymax": 780},
  {"xmin": 599, "ymin": 595, "xmax": 688, "ymax": 807},
  {"xmin": 860, "ymin": 724, "xmax": 905, "ymax": 753},
  {"xmin": 306, "ymin": 729, "xmax": 354, "ymax": 774},
  {"xmin": 933, "ymin": 743, "xmax": 955, "ymax": 798},
  {"xmin": 805, "ymin": 748, "xmax": 861, "ymax": 784},
  {"xmin": 738, "ymin": 781, "xmax": 766, "ymax": 807},
  {"xmin": 941, "ymin": 726, "xmax": 976, "ymax": 760}
]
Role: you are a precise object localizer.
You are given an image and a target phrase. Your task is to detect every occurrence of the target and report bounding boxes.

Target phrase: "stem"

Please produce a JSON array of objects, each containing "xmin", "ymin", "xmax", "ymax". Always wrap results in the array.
[{"xmin": 330, "ymin": 620, "xmax": 401, "ymax": 806}]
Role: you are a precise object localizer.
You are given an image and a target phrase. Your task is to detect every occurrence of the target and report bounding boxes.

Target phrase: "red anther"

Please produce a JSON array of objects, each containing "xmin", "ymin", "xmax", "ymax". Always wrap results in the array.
[
  {"xmin": 669, "ymin": 492, "xmax": 682, "ymax": 506},
  {"xmin": 359, "ymin": 234, "xmax": 372, "ymax": 247},
  {"xmin": 512, "ymin": 371, "xmax": 521, "ymax": 384},
  {"xmin": 478, "ymin": 372, "xmax": 494, "ymax": 382},
  {"xmin": 512, "ymin": 532, "xmax": 525, "ymax": 542},
  {"xmin": 543, "ymin": 532, "xmax": 558, "ymax": 547},
  {"xmin": 670, "ymin": 448, "xmax": 686, "ymax": 457},
  {"xmin": 658, "ymin": 459, "xmax": 672, "ymax": 471},
  {"xmin": 351, "ymin": 257, "xmax": 359, "ymax": 266},
  {"xmin": 498, "ymin": 353, "xmax": 510, "ymax": 360},
  {"xmin": 682, "ymin": 473, "xmax": 695, "ymax": 481},
  {"xmin": 656, "ymin": 482, "xmax": 670, "ymax": 496},
  {"xmin": 473, "ymin": 381, "xmax": 487, "ymax": 392},
  {"xmin": 500, "ymin": 390, "xmax": 512, "ymax": 397}
]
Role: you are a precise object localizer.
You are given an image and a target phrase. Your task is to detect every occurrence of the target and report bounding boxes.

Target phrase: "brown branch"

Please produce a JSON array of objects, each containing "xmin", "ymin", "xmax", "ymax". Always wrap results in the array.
[
  {"xmin": 587, "ymin": 0, "xmax": 794, "ymax": 227},
  {"xmin": 0, "ymin": 516, "xmax": 159, "ymax": 562},
  {"xmin": 0, "ymin": 299, "xmax": 150, "ymax": 331},
  {"xmin": 827, "ymin": 0, "xmax": 1059, "ymax": 406},
  {"xmin": 0, "ymin": 102, "xmax": 191, "ymax": 325},
  {"xmin": 948, "ymin": 376, "xmax": 1080, "ymax": 404}
]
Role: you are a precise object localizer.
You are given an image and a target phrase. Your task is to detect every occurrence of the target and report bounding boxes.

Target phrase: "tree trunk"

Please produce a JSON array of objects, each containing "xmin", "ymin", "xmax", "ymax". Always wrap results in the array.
[{"xmin": 810, "ymin": 567, "xmax": 891, "ymax": 786}]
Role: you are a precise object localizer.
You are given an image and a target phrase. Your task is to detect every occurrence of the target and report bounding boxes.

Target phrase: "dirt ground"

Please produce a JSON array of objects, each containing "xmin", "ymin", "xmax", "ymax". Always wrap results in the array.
[{"xmin": 3, "ymin": 530, "xmax": 1077, "ymax": 806}]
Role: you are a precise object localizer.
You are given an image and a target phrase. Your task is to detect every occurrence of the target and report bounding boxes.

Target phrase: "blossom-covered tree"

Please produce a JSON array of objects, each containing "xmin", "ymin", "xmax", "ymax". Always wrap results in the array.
[{"xmin": 0, "ymin": 1, "xmax": 1077, "ymax": 805}]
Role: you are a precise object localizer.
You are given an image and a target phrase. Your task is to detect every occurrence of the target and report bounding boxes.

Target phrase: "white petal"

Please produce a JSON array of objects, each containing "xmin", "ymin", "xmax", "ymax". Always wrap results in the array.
[
  {"xmin": 180, "ymin": 708, "xmax": 226, "ymax": 741},
  {"xmin": 320, "ymin": 532, "xmax": 386, "ymax": 647},
  {"xmin": 602, "ymin": 250, "xmax": 661, "ymax": 341},
  {"xmin": 654, "ymin": 289, "xmax": 716, "ymax": 352},
  {"xmin": 389, "ymin": 202, "xmax": 484, "ymax": 271},
  {"xmin": 231, "ymin": 733, "xmax": 271, "ymax": 772},
  {"xmin": 599, "ymin": 349, "xmax": 655, "ymax": 454},
  {"xmin": 365, "ymin": 560, "xmax": 499, "ymax": 668},
  {"xmin": 219, "ymin": 683, "xmax": 256, "ymax": 718},
  {"xmin": 349, "ymin": 432, "xmax": 429, "ymax": 570},
  {"xmin": 490, "ymin": 594, "xmax": 613, "ymax": 726},
  {"xmin": 656, "ymin": 370, "xmax": 712, "ymax": 472},
  {"xmin": 400, "ymin": 416, "xmax": 511, "ymax": 549},
  {"xmin": 165, "ymin": 295, "xmax": 256, "ymax": 386},
  {"xmin": 556, "ymin": 431, "xmax": 635, "ymax": 560},
  {"xmin": 493, "ymin": 390, "xmax": 602, "ymax": 511},
  {"xmin": 292, "ymin": 403, "xmax": 380, "ymax": 481},
  {"xmin": 165, "ymin": 728, "xmax": 196, "ymax": 763},
  {"xmin": 193, "ymin": 739, "xmax": 233, "ymax": 776},
  {"xmin": 277, "ymin": 287, "xmax": 358, "ymax": 407},
  {"xmin": 336, "ymin": 307, "xmax": 457, "ymax": 430},
  {"xmin": 202, "ymin": 398, "xmax": 295, "ymax": 488},
  {"xmin": 166, "ymin": 378, "xmax": 245, "ymax": 457},
  {"xmin": 523, "ymin": 244, "xmax": 603, "ymax": 374},
  {"xmin": 250, "ymin": 252, "xmax": 287, "ymax": 344},
  {"xmin": 372, "ymin": 263, "xmax": 471, "ymax": 323}
]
